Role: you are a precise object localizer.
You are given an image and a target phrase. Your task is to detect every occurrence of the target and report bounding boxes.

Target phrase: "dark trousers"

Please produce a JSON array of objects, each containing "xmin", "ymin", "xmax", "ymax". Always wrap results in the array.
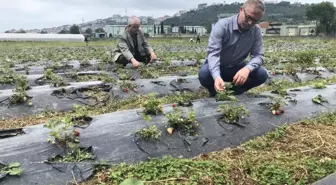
[
  {"xmin": 198, "ymin": 61, "xmax": 269, "ymax": 96},
  {"xmin": 196, "ymin": 38, "xmax": 200, "ymax": 43},
  {"xmin": 116, "ymin": 53, "xmax": 151, "ymax": 67}
]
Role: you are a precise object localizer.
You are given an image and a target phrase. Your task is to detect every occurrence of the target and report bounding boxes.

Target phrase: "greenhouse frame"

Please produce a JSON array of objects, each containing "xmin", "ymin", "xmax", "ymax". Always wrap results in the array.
[{"xmin": 0, "ymin": 33, "xmax": 85, "ymax": 42}]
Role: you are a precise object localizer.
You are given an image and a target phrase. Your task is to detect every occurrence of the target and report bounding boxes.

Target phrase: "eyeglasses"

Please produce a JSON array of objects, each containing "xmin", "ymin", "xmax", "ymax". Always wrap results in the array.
[{"xmin": 243, "ymin": 9, "xmax": 260, "ymax": 24}]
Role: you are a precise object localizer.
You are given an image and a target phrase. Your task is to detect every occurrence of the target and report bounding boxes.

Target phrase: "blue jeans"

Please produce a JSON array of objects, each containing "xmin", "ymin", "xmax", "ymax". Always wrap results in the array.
[{"xmin": 198, "ymin": 61, "xmax": 269, "ymax": 96}]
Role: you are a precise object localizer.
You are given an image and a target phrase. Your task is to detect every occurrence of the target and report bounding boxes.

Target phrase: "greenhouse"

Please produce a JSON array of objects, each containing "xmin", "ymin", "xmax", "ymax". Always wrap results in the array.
[{"xmin": 0, "ymin": 33, "xmax": 85, "ymax": 42}]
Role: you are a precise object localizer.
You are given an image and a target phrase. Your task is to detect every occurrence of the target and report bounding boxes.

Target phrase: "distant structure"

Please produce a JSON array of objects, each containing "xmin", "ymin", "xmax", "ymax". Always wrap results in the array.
[
  {"xmin": 104, "ymin": 24, "xmax": 207, "ymax": 37},
  {"xmin": 0, "ymin": 33, "xmax": 85, "ymax": 42},
  {"xmin": 259, "ymin": 22, "xmax": 317, "ymax": 36},
  {"xmin": 198, "ymin": 3, "xmax": 208, "ymax": 9},
  {"xmin": 265, "ymin": 0, "xmax": 278, "ymax": 4}
]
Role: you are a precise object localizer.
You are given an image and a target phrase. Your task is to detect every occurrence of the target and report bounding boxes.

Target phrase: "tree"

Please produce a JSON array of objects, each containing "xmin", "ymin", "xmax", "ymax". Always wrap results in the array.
[
  {"xmin": 70, "ymin": 24, "xmax": 80, "ymax": 34},
  {"xmin": 85, "ymin": 28, "xmax": 93, "ymax": 35},
  {"xmin": 95, "ymin": 28, "xmax": 105, "ymax": 33},
  {"xmin": 154, "ymin": 25, "xmax": 156, "ymax": 34},
  {"xmin": 306, "ymin": 2, "xmax": 336, "ymax": 35},
  {"xmin": 59, "ymin": 29, "xmax": 69, "ymax": 34},
  {"xmin": 16, "ymin": 29, "xmax": 26, "ymax": 33},
  {"xmin": 40, "ymin": 30, "xmax": 48, "ymax": 34},
  {"xmin": 277, "ymin": 1, "xmax": 290, "ymax": 6},
  {"xmin": 179, "ymin": 26, "xmax": 184, "ymax": 33},
  {"xmin": 160, "ymin": 22, "xmax": 164, "ymax": 34}
]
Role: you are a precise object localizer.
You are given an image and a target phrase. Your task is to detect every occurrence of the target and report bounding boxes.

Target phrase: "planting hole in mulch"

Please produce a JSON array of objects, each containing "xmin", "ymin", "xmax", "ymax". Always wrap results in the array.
[
  {"xmin": 72, "ymin": 116, "xmax": 93, "ymax": 128},
  {"xmin": 51, "ymin": 84, "xmax": 112, "ymax": 106},
  {"xmin": 46, "ymin": 146, "xmax": 96, "ymax": 163}
]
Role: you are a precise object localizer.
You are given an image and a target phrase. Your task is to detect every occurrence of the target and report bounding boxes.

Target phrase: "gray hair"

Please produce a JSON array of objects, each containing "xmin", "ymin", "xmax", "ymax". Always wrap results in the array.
[
  {"xmin": 128, "ymin": 16, "xmax": 140, "ymax": 26},
  {"xmin": 243, "ymin": 0, "xmax": 265, "ymax": 12}
]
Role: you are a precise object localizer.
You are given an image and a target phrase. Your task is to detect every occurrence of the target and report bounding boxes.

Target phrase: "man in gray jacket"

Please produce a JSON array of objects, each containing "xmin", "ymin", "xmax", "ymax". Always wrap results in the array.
[{"xmin": 112, "ymin": 16, "xmax": 157, "ymax": 68}]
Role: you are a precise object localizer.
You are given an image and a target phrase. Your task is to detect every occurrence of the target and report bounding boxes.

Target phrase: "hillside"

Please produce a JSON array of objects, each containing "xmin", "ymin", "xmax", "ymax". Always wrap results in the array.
[{"xmin": 164, "ymin": 2, "xmax": 309, "ymax": 31}]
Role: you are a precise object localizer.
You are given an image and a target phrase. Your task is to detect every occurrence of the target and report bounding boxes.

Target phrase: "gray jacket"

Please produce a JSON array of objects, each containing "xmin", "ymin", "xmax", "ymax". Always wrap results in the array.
[{"xmin": 112, "ymin": 28, "xmax": 153, "ymax": 62}]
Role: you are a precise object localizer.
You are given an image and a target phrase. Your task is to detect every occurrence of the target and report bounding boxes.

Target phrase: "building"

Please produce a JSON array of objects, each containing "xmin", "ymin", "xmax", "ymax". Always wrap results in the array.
[
  {"xmin": 265, "ymin": 0, "xmax": 277, "ymax": 4},
  {"xmin": 217, "ymin": 13, "xmax": 236, "ymax": 20},
  {"xmin": 198, "ymin": 3, "xmax": 207, "ymax": 9},
  {"xmin": 259, "ymin": 22, "xmax": 317, "ymax": 36},
  {"xmin": 104, "ymin": 24, "xmax": 207, "ymax": 37},
  {"xmin": 171, "ymin": 26, "xmax": 207, "ymax": 35},
  {"xmin": 139, "ymin": 16, "xmax": 148, "ymax": 24}
]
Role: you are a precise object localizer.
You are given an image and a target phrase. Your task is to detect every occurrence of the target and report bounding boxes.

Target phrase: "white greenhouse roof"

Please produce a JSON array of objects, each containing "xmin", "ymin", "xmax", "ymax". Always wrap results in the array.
[{"xmin": 0, "ymin": 33, "xmax": 85, "ymax": 42}]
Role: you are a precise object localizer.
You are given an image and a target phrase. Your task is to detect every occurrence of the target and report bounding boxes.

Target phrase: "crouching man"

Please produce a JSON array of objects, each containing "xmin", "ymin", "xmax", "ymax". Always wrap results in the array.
[
  {"xmin": 112, "ymin": 16, "xmax": 157, "ymax": 68},
  {"xmin": 198, "ymin": 0, "xmax": 268, "ymax": 96}
]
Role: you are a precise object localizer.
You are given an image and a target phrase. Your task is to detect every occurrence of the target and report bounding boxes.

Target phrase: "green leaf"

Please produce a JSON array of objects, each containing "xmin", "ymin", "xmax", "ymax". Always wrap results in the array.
[
  {"xmin": 120, "ymin": 178, "xmax": 144, "ymax": 185},
  {"xmin": 313, "ymin": 98, "xmax": 322, "ymax": 104},
  {"xmin": 8, "ymin": 162, "xmax": 20, "ymax": 168},
  {"xmin": 8, "ymin": 167, "xmax": 22, "ymax": 176}
]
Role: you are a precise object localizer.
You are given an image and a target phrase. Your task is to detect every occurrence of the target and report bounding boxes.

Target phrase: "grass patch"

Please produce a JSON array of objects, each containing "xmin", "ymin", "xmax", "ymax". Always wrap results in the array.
[{"xmin": 85, "ymin": 112, "xmax": 336, "ymax": 185}]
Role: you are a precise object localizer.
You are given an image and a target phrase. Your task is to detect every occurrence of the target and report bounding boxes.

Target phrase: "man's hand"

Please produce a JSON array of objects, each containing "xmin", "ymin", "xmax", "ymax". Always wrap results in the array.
[
  {"xmin": 214, "ymin": 77, "xmax": 225, "ymax": 91},
  {"xmin": 233, "ymin": 67, "xmax": 251, "ymax": 86},
  {"xmin": 131, "ymin": 58, "xmax": 140, "ymax": 68},
  {"xmin": 150, "ymin": 52, "xmax": 157, "ymax": 62}
]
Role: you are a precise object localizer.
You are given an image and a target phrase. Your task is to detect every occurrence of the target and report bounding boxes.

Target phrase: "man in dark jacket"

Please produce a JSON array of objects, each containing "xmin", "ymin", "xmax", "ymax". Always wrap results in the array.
[{"xmin": 112, "ymin": 16, "xmax": 157, "ymax": 68}]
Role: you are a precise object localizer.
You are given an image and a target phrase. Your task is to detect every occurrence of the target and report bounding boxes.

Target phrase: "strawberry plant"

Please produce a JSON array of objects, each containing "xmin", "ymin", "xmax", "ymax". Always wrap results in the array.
[
  {"xmin": 44, "ymin": 117, "xmax": 79, "ymax": 148},
  {"xmin": 138, "ymin": 67, "xmax": 159, "ymax": 79},
  {"xmin": 100, "ymin": 53, "xmax": 111, "ymax": 63},
  {"xmin": 49, "ymin": 74, "xmax": 68, "ymax": 87},
  {"xmin": 165, "ymin": 107, "xmax": 199, "ymax": 136},
  {"xmin": 312, "ymin": 82, "xmax": 327, "ymax": 89},
  {"xmin": 119, "ymin": 81, "xmax": 137, "ymax": 92},
  {"xmin": 268, "ymin": 96, "xmax": 287, "ymax": 115},
  {"xmin": 294, "ymin": 51, "xmax": 316, "ymax": 71},
  {"xmin": 0, "ymin": 65, "xmax": 17, "ymax": 84},
  {"xmin": 283, "ymin": 63, "xmax": 298, "ymax": 76},
  {"xmin": 67, "ymin": 71, "xmax": 78, "ymax": 79},
  {"xmin": 0, "ymin": 162, "xmax": 22, "ymax": 176},
  {"xmin": 116, "ymin": 68, "xmax": 132, "ymax": 80},
  {"xmin": 48, "ymin": 147, "xmax": 95, "ymax": 162},
  {"xmin": 216, "ymin": 82, "xmax": 237, "ymax": 101},
  {"xmin": 41, "ymin": 69, "xmax": 68, "ymax": 87},
  {"xmin": 312, "ymin": 95, "xmax": 328, "ymax": 105},
  {"xmin": 217, "ymin": 104, "xmax": 249, "ymax": 124},
  {"xmin": 10, "ymin": 75, "xmax": 31, "ymax": 105},
  {"xmin": 174, "ymin": 92, "xmax": 196, "ymax": 107},
  {"xmin": 142, "ymin": 93, "xmax": 163, "ymax": 115},
  {"xmin": 135, "ymin": 125, "xmax": 162, "ymax": 141},
  {"xmin": 80, "ymin": 58, "xmax": 91, "ymax": 67},
  {"xmin": 270, "ymin": 80, "xmax": 288, "ymax": 97},
  {"xmin": 43, "ymin": 105, "xmax": 89, "ymax": 149}
]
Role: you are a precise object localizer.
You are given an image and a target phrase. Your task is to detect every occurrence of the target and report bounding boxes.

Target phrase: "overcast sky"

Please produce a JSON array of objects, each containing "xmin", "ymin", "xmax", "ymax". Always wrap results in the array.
[{"xmin": 1, "ymin": 0, "xmax": 335, "ymax": 32}]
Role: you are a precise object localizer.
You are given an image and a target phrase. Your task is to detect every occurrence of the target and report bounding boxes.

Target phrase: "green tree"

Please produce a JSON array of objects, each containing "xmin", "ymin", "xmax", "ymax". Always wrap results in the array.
[
  {"xmin": 15, "ymin": 29, "xmax": 26, "ymax": 33},
  {"xmin": 85, "ymin": 28, "xmax": 93, "ymax": 34},
  {"xmin": 59, "ymin": 29, "xmax": 69, "ymax": 34},
  {"xmin": 70, "ymin": 24, "xmax": 80, "ymax": 34},
  {"xmin": 277, "ymin": 1, "xmax": 290, "ymax": 6},
  {"xmin": 160, "ymin": 22, "xmax": 164, "ymax": 34},
  {"xmin": 306, "ymin": 2, "xmax": 336, "ymax": 35},
  {"xmin": 95, "ymin": 28, "xmax": 105, "ymax": 33}
]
